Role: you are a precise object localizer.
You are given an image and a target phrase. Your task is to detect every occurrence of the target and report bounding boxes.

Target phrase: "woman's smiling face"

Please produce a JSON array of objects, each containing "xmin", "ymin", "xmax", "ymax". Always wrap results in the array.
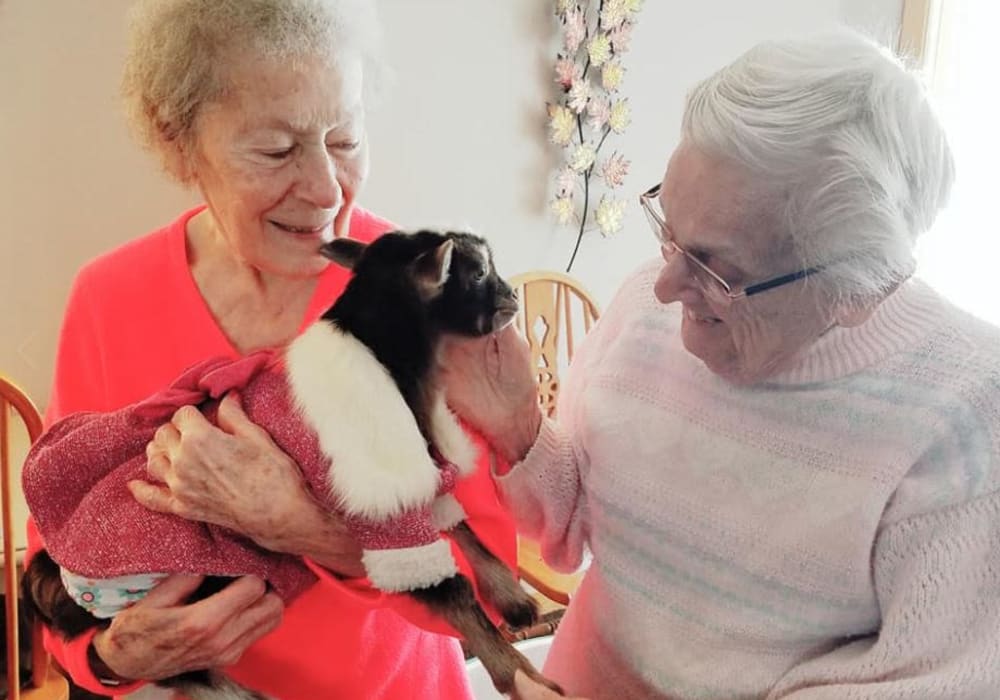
[
  {"xmin": 189, "ymin": 50, "xmax": 369, "ymax": 279},
  {"xmin": 652, "ymin": 142, "xmax": 837, "ymax": 384}
]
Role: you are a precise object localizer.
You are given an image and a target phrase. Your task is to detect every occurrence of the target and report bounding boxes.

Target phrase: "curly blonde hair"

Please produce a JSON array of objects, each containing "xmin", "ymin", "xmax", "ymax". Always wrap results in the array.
[{"xmin": 122, "ymin": 0, "xmax": 385, "ymax": 184}]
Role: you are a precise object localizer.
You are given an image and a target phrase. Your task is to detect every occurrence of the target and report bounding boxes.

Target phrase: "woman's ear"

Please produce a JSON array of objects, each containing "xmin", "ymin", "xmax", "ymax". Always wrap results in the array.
[
  {"xmin": 166, "ymin": 138, "xmax": 198, "ymax": 186},
  {"xmin": 834, "ymin": 280, "xmax": 903, "ymax": 328}
]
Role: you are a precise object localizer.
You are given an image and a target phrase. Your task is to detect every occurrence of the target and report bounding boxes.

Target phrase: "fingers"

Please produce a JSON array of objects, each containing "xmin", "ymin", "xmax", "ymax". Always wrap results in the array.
[
  {"xmin": 188, "ymin": 575, "xmax": 270, "ymax": 623},
  {"xmin": 211, "ymin": 591, "xmax": 284, "ymax": 664},
  {"xmin": 146, "ymin": 421, "xmax": 180, "ymax": 482},
  {"xmin": 512, "ymin": 670, "xmax": 565, "ymax": 699},
  {"xmin": 513, "ymin": 670, "xmax": 542, "ymax": 698},
  {"xmin": 216, "ymin": 392, "xmax": 264, "ymax": 440},
  {"xmin": 140, "ymin": 573, "xmax": 207, "ymax": 607},
  {"xmin": 128, "ymin": 479, "xmax": 179, "ymax": 515},
  {"xmin": 102, "ymin": 576, "xmax": 284, "ymax": 680}
]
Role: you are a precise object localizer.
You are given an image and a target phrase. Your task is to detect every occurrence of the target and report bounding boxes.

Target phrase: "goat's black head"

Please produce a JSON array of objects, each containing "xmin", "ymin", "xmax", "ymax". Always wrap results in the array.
[{"xmin": 320, "ymin": 230, "xmax": 518, "ymax": 337}]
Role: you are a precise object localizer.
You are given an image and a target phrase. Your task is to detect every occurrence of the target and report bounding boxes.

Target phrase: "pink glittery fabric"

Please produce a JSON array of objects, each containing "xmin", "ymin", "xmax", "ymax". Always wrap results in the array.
[{"xmin": 23, "ymin": 349, "xmax": 460, "ymax": 603}]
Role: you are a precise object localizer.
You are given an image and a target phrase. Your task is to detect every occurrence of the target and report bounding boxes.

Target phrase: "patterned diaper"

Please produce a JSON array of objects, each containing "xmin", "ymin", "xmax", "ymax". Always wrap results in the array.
[{"xmin": 60, "ymin": 568, "xmax": 168, "ymax": 619}]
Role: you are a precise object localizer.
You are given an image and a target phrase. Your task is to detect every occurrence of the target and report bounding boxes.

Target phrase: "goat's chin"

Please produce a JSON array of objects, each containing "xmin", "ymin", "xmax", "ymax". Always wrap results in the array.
[{"xmin": 491, "ymin": 310, "xmax": 517, "ymax": 332}]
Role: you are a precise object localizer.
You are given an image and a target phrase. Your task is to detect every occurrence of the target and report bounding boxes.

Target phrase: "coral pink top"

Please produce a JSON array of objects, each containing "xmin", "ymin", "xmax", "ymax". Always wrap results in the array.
[{"xmin": 27, "ymin": 206, "xmax": 516, "ymax": 699}]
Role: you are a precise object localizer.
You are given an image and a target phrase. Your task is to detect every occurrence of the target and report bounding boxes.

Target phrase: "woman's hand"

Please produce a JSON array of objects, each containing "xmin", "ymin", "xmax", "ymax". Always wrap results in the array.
[
  {"xmin": 130, "ymin": 392, "xmax": 364, "ymax": 577},
  {"xmin": 440, "ymin": 325, "xmax": 542, "ymax": 464},
  {"xmin": 511, "ymin": 670, "xmax": 587, "ymax": 700},
  {"xmin": 91, "ymin": 574, "xmax": 282, "ymax": 682}
]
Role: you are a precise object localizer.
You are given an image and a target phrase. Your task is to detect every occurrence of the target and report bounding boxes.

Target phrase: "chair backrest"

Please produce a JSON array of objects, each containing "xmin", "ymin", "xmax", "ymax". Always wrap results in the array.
[
  {"xmin": 0, "ymin": 376, "xmax": 47, "ymax": 699},
  {"xmin": 508, "ymin": 272, "xmax": 600, "ymax": 609},
  {"xmin": 508, "ymin": 271, "xmax": 601, "ymax": 417}
]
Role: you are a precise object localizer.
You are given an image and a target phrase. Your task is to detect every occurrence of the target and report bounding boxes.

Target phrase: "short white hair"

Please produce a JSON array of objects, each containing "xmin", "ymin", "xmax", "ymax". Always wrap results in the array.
[
  {"xmin": 122, "ymin": 0, "xmax": 386, "ymax": 184},
  {"xmin": 682, "ymin": 30, "xmax": 954, "ymax": 304}
]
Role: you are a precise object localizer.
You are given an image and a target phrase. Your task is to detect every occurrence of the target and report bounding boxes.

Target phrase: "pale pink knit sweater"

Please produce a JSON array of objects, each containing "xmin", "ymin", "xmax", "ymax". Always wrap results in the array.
[{"xmin": 499, "ymin": 260, "xmax": 1000, "ymax": 700}]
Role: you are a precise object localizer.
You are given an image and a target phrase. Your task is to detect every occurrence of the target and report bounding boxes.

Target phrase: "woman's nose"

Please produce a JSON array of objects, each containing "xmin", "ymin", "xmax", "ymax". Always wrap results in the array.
[
  {"xmin": 297, "ymin": 148, "xmax": 343, "ymax": 209},
  {"xmin": 653, "ymin": 248, "xmax": 699, "ymax": 305}
]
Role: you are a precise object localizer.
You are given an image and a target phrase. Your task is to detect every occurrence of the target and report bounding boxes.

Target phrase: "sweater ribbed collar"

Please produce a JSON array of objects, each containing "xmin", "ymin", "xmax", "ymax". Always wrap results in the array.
[{"xmin": 764, "ymin": 278, "xmax": 946, "ymax": 385}]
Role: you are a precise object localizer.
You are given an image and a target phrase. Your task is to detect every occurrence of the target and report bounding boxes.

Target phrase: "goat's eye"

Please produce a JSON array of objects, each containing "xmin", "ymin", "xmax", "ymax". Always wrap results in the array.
[{"xmin": 473, "ymin": 267, "xmax": 488, "ymax": 283}]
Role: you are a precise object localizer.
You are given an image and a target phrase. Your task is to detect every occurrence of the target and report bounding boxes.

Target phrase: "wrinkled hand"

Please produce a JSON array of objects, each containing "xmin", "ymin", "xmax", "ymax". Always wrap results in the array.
[
  {"xmin": 511, "ymin": 670, "xmax": 586, "ymax": 699},
  {"xmin": 92, "ymin": 574, "xmax": 282, "ymax": 682},
  {"xmin": 130, "ymin": 392, "xmax": 364, "ymax": 577},
  {"xmin": 440, "ymin": 325, "xmax": 542, "ymax": 464}
]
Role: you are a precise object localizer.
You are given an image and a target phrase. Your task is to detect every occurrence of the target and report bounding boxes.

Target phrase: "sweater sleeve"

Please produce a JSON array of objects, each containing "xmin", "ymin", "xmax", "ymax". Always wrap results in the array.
[
  {"xmin": 769, "ymin": 488, "xmax": 1000, "ymax": 699},
  {"xmin": 493, "ymin": 266, "xmax": 642, "ymax": 574},
  {"xmin": 495, "ymin": 416, "xmax": 589, "ymax": 573}
]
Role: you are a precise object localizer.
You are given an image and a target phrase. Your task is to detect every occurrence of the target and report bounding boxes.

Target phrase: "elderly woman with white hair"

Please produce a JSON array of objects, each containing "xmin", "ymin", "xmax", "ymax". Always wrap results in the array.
[
  {"xmin": 25, "ymin": 1, "xmax": 519, "ymax": 698},
  {"xmin": 447, "ymin": 31, "xmax": 1000, "ymax": 700}
]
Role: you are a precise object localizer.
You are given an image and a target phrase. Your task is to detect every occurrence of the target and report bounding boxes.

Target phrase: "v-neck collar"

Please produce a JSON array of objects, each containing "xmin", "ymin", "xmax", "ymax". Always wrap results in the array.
[{"xmin": 167, "ymin": 205, "xmax": 354, "ymax": 357}]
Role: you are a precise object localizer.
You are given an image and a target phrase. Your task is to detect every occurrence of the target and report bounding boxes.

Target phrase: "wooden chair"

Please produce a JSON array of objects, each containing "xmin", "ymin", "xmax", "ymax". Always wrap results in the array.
[
  {"xmin": 0, "ymin": 376, "xmax": 69, "ymax": 700},
  {"xmin": 508, "ymin": 271, "xmax": 600, "ymax": 419},
  {"xmin": 507, "ymin": 271, "xmax": 600, "ymax": 610}
]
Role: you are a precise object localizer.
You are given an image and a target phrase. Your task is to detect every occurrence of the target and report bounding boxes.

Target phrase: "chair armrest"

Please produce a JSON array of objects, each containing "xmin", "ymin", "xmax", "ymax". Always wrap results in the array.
[{"xmin": 516, "ymin": 536, "xmax": 584, "ymax": 606}]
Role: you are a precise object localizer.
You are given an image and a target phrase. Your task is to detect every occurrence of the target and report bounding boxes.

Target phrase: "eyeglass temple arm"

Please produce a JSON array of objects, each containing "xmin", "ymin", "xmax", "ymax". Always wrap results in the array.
[{"xmin": 743, "ymin": 265, "xmax": 825, "ymax": 297}]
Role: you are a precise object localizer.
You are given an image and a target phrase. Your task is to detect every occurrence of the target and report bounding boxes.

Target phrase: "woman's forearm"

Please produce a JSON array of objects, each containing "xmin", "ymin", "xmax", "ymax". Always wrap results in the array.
[{"xmin": 258, "ymin": 491, "xmax": 365, "ymax": 578}]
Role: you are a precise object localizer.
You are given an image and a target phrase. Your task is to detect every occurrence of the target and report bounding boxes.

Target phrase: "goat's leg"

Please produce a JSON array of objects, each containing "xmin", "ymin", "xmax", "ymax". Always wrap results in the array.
[
  {"xmin": 450, "ymin": 522, "xmax": 539, "ymax": 630},
  {"xmin": 23, "ymin": 552, "xmax": 270, "ymax": 700},
  {"xmin": 411, "ymin": 574, "xmax": 562, "ymax": 696}
]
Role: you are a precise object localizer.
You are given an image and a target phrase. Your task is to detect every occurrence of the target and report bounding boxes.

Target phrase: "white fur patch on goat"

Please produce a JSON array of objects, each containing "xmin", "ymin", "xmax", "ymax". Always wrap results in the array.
[
  {"xmin": 363, "ymin": 539, "xmax": 458, "ymax": 592},
  {"xmin": 285, "ymin": 323, "xmax": 442, "ymax": 520}
]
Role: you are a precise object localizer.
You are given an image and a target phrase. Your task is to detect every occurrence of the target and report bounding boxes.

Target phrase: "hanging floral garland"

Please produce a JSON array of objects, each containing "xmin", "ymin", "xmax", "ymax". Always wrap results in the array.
[{"xmin": 548, "ymin": 0, "xmax": 642, "ymax": 272}]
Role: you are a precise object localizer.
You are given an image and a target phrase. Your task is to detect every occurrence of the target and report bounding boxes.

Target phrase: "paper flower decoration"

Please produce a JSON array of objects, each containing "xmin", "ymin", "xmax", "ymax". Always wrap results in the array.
[
  {"xmin": 568, "ymin": 80, "xmax": 592, "ymax": 113},
  {"xmin": 600, "ymin": 0, "xmax": 628, "ymax": 28},
  {"xmin": 587, "ymin": 33, "xmax": 612, "ymax": 67},
  {"xmin": 555, "ymin": 57, "xmax": 581, "ymax": 90},
  {"xmin": 602, "ymin": 61, "xmax": 625, "ymax": 91},
  {"xmin": 600, "ymin": 152, "xmax": 630, "ymax": 188},
  {"xmin": 555, "ymin": 166, "xmax": 577, "ymax": 195},
  {"xmin": 552, "ymin": 196, "xmax": 575, "ymax": 224},
  {"xmin": 548, "ymin": 0, "xmax": 642, "ymax": 271},
  {"xmin": 595, "ymin": 195, "xmax": 625, "ymax": 235},
  {"xmin": 568, "ymin": 144, "xmax": 597, "ymax": 172},
  {"xmin": 547, "ymin": 104, "xmax": 576, "ymax": 145},
  {"xmin": 608, "ymin": 99, "xmax": 631, "ymax": 134},
  {"xmin": 587, "ymin": 97, "xmax": 611, "ymax": 131},
  {"xmin": 563, "ymin": 8, "xmax": 586, "ymax": 53},
  {"xmin": 609, "ymin": 21, "xmax": 634, "ymax": 52}
]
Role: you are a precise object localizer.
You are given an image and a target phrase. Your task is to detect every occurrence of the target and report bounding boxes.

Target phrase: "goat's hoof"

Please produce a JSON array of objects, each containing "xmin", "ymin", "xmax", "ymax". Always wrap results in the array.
[{"xmin": 499, "ymin": 591, "xmax": 540, "ymax": 630}]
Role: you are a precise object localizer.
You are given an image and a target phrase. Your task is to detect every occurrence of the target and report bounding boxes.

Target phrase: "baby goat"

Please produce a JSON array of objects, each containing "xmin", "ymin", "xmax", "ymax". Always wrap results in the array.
[{"xmin": 22, "ymin": 230, "xmax": 561, "ymax": 699}]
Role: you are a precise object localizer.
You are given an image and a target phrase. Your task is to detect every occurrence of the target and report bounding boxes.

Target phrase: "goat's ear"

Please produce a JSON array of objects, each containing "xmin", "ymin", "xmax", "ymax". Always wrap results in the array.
[
  {"xmin": 320, "ymin": 239, "xmax": 367, "ymax": 270},
  {"xmin": 413, "ymin": 239, "xmax": 454, "ymax": 292}
]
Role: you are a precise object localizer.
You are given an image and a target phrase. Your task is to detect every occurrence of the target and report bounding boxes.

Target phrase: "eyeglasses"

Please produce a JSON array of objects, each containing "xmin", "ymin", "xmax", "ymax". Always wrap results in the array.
[{"xmin": 639, "ymin": 183, "xmax": 824, "ymax": 303}]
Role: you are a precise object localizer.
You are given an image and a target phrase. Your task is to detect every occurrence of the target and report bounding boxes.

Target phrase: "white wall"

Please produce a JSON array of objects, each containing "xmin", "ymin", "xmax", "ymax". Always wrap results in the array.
[{"xmin": 0, "ymin": 0, "xmax": 902, "ymax": 409}]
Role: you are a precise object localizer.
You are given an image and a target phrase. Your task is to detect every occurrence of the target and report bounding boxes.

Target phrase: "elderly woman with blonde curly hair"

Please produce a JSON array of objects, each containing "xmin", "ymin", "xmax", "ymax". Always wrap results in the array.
[
  {"xmin": 25, "ymin": 1, "xmax": 519, "ymax": 698},
  {"xmin": 448, "ymin": 31, "xmax": 1000, "ymax": 700}
]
